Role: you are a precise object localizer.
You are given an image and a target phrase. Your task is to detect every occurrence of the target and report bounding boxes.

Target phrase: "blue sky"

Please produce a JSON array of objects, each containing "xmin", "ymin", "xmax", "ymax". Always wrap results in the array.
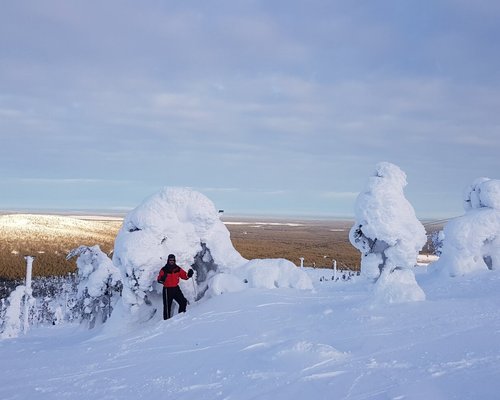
[{"xmin": 1, "ymin": 1, "xmax": 499, "ymax": 219}]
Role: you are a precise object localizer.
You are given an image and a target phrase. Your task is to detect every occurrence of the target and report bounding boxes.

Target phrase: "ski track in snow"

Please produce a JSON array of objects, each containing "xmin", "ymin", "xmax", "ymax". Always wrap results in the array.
[{"xmin": 1, "ymin": 268, "xmax": 500, "ymax": 399}]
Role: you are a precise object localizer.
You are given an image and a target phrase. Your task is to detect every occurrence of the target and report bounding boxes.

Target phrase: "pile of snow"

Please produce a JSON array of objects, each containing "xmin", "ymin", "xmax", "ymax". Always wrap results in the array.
[
  {"xmin": 349, "ymin": 162, "xmax": 426, "ymax": 303},
  {"xmin": 112, "ymin": 187, "xmax": 312, "ymax": 320},
  {"xmin": 207, "ymin": 258, "xmax": 313, "ymax": 297},
  {"xmin": 430, "ymin": 177, "xmax": 500, "ymax": 276}
]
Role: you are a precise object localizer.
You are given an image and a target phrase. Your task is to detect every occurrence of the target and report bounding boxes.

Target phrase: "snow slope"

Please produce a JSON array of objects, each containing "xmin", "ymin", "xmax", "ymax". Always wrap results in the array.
[{"xmin": 1, "ymin": 267, "xmax": 499, "ymax": 400}]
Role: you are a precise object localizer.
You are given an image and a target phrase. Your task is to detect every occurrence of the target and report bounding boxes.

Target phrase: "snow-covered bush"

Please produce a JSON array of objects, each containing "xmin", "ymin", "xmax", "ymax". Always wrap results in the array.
[
  {"xmin": 67, "ymin": 245, "xmax": 123, "ymax": 328},
  {"xmin": 349, "ymin": 162, "xmax": 426, "ymax": 302},
  {"xmin": 430, "ymin": 177, "xmax": 500, "ymax": 276},
  {"xmin": 0, "ymin": 275, "xmax": 79, "ymax": 334},
  {"xmin": 0, "ymin": 286, "xmax": 28, "ymax": 339},
  {"xmin": 33, "ymin": 275, "xmax": 79, "ymax": 324}
]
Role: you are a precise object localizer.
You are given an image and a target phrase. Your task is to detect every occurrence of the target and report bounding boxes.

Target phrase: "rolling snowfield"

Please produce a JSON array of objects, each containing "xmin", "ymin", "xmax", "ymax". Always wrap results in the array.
[{"xmin": 1, "ymin": 266, "xmax": 499, "ymax": 400}]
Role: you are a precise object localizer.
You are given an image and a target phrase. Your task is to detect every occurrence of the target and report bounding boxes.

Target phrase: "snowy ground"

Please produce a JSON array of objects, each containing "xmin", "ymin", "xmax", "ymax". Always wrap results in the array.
[{"xmin": 1, "ymin": 267, "xmax": 500, "ymax": 400}]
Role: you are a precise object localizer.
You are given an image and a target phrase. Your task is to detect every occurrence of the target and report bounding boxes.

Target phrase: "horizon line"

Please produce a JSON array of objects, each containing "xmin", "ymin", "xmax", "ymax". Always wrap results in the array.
[{"xmin": 0, "ymin": 207, "xmax": 455, "ymax": 223}]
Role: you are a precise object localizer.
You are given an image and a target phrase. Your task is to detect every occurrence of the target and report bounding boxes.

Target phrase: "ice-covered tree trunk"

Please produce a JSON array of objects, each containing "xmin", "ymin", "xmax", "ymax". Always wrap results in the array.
[
  {"xmin": 67, "ymin": 245, "xmax": 123, "ymax": 329},
  {"xmin": 23, "ymin": 256, "xmax": 34, "ymax": 334},
  {"xmin": 349, "ymin": 162, "xmax": 427, "ymax": 303}
]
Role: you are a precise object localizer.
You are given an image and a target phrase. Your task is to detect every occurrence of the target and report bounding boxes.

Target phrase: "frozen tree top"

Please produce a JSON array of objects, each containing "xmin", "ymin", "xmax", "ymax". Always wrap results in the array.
[
  {"xmin": 464, "ymin": 177, "xmax": 500, "ymax": 211},
  {"xmin": 431, "ymin": 177, "xmax": 500, "ymax": 276}
]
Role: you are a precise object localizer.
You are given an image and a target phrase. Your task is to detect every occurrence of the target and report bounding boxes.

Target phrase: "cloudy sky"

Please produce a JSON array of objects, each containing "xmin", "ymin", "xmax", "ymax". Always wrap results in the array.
[{"xmin": 1, "ymin": 1, "xmax": 499, "ymax": 219}]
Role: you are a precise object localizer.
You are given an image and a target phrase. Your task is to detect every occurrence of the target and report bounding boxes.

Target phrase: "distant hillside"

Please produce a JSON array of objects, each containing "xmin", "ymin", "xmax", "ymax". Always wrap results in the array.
[
  {"xmin": 0, "ymin": 213, "xmax": 441, "ymax": 282},
  {"xmin": 0, "ymin": 214, "xmax": 122, "ymax": 280}
]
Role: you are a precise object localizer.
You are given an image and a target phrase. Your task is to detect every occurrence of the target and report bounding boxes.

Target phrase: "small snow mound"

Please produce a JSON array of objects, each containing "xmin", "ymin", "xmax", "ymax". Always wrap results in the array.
[
  {"xmin": 237, "ymin": 258, "xmax": 313, "ymax": 290},
  {"xmin": 205, "ymin": 273, "xmax": 247, "ymax": 297},
  {"xmin": 204, "ymin": 258, "xmax": 313, "ymax": 297}
]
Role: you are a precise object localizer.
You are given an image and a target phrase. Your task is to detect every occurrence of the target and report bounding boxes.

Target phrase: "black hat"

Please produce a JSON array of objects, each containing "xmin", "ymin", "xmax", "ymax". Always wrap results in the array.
[{"xmin": 167, "ymin": 254, "xmax": 176, "ymax": 261}]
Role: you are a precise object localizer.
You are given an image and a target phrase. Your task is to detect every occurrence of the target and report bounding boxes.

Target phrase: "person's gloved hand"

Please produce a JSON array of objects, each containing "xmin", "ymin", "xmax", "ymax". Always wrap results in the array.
[{"xmin": 187, "ymin": 269, "xmax": 194, "ymax": 278}]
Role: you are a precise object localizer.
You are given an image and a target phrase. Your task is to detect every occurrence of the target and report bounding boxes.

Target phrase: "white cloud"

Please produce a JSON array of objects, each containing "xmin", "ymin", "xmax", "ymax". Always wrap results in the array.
[{"xmin": 0, "ymin": 1, "xmax": 498, "ymax": 218}]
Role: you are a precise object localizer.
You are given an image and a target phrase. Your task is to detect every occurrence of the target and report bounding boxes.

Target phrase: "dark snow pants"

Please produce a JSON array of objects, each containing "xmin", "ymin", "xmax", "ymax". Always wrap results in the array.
[{"xmin": 163, "ymin": 286, "xmax": 187, "ymax": 320}]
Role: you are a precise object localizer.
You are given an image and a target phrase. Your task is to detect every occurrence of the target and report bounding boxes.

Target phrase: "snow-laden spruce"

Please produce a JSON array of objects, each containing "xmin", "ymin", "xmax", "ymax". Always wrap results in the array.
[
  {"xmin": 0, "ymin": 286, "xmax": 27, "ymax": 339},
  {"xmin": 67, "ymin": 245, "xmax": 122, "ymax": 328},
  {"xmin": 112, "ymin": 187, "xmax": 312, "ymax": 319},
  {"xmin": 430, "ymin": 177, "xmax": 500, "ymax": 276},
  {"xmin": 349, "ymin": 162, "xmax": 426, "ymax": 303}
]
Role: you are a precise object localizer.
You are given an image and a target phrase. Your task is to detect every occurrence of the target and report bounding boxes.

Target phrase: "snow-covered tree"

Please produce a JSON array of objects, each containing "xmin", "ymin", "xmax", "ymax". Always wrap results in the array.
[
  {"xmin": 430, "ymin": 230, "xmax": 445, "ymax": 256},
  {"xmin": 349, "ymin": 162, "xmax": 427, "ymax": 302},
  {"xmin": 0, "ymin": 286, "xmax": 29, "ymax": 339},
  {"xmin": 112, "ymin": 187, "xmax": 247, "ymax": 319},
  {"xmin": 67, "ymin": 245, "xmax": 123, "ymax": 328},
  {"xmin": 430, "ymin": 177, "xmax": 500, "ymax": 276}
]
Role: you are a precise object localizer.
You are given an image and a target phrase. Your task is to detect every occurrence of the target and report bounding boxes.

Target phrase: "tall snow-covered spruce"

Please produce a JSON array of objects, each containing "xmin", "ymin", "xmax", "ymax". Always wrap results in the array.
[
  {"xmin": 430, "ymin": 177, "xmax": 500, "ymax": 276},
  {"xmin": 349, "ymin": 162, "xmax": 426, "ymax": 303}
]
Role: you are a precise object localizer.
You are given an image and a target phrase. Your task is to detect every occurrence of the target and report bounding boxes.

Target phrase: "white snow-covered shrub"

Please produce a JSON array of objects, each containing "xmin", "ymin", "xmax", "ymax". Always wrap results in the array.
[
  {"xmin": 67, "ymin": 245, "xmax": 123, "ymax": 328},
  {"xmin": 349, "ymin": 162, "xmax": 426, "ymax": 302},
  {"xmin": 1, "ymin": 286, "xmax": 27, "ymax": 339},
  {"xmin": 430, "ymin": 177, "xmax": 500, "ymax": 276}
]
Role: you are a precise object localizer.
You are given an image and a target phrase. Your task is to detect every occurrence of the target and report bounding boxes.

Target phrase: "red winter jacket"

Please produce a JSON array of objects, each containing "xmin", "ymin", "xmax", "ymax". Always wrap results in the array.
[{"xmin": 157, "ymin": 264, "xmax": 188, "ymax": 288}]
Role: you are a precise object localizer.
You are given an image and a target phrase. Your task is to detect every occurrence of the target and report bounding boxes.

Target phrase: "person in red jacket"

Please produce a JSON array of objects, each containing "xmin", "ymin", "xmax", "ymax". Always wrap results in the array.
[{"xmin": 157, "ymin": 254, "xmax": 194, "ymax": 320}]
